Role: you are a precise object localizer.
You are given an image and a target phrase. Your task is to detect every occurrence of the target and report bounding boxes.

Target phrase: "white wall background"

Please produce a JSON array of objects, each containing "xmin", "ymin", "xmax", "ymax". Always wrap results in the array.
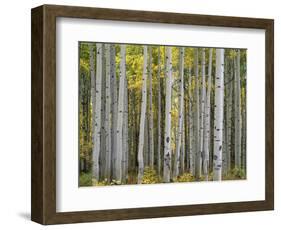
[{"xmin": 0, "ymin": 0, "xmax": 279, "ymax": 229}]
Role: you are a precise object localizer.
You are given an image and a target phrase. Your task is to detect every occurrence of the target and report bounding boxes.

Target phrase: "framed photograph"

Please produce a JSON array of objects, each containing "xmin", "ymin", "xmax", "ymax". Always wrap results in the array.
[{"xmin": 31, "ymin": 4, "xmax": 274, "ymax": 225}]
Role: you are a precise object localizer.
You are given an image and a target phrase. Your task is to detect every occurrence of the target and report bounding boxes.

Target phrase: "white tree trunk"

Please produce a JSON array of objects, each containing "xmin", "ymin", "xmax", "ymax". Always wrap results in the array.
[
  {"xmin": 90, "ymin": 43, "xmax": 96, "ymax": 134},
  {"xmin": 234, "ymin": 50, "xmax": 242, "ymax": 169},
  {"xmin": 213, "ymin": 48, "xmax": 225, "ymax": 181},
  {"xmin": 163, "ymin": 47, "xmax": 172, "ymax": 183},
  {"xmin": 137, "ymin": 46, "xmax": 148, "ymax": 184},
  {"xmin": 90, "ymin": 43, "xmax": 96, "ymax": 174},
  {"xmin": 148, "ymin": 46, "xmax": 154, "ymax": 168},
  {"xmin": 199, "ymin": 48, "xmax": 206, "ymax": 180},
  {"xmin": 100, "ymin": 45, "xmax": 106, "ymax": 180},
  {"xmin": 184, "ymin": 90, "xmax": 189, "ymax": 173},
  {"xmin": 144, "ymin": 113, "xmax": 149, "ymax": 167},
  {"xmin": 157, "ymin": 47, "xmax": 162, "ymax": 176},
  {"xmin": 110, "ymin": 45, "xmax": 118, "ymax": 180},
  {"xmin": 188, "ymin": 66, "xmax": 195, "ymax": 175},
  {"xmin": 203, "ymin": 48, "xmax": 212, "ymax": 181},
  {"xmin": 92, "ymin": 43, "xmax": 103, "ymax": 184},
  {"xmin": 104, "ymin": 44, "xmax": 111, "ymax": 182},
  {"xmin": 181, "ymin": 106, "xmax": 185, "ymax": 174},
  {"xmin": 174, "ymin": 47, "xmax": 185, "ymax": 178},
  {"xmin": 115, "ymin": 45, "xmax": 126, "ymax": 183},
  {"xmin": 122, "ymin": 76, "xmax": 128, "ymax": 183},
  {"xmin": 194, "ymin": 48, "xmax": 201, "ymax": 180}
]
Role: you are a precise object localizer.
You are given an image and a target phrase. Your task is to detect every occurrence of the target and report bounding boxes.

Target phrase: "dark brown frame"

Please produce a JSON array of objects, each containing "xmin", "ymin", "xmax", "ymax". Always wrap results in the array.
[{"xmin": 31, "ymin": 4, "xmax": 274, "ymax": 225}]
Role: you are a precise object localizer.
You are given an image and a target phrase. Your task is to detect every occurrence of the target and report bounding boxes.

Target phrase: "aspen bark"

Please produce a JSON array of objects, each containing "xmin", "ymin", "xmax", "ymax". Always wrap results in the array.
[
  {"xmin": 157, "ymin": 47, "xmax": 162, "ymax": 176},
  {"xmin": 163, "ymin": 47, "xmax": 172, "ymax": 183},
  {"xmin": 92, "ymin": 43, "xmax": 103, "ymax": 184},
  {"xmin": 90, "ymin": 44, "xmax": 96, "ymax": 174},
  {"xmin": 184, "ymin": 93, "xmax": 189, "ymax": 173},
  {"xmin": 122, "ymin": 76, "xmax": 129, "ymax": 183},
  {"xmin": 203, "ymin": 48, "xmax": 212, "ymax": 181},
  {"xmin": 110, "ymin": 45, "xmax": 118, "ymax": 180},
  {"xmin": 213, "ymin": 48, "xmax": 224, "ymax": 181},
  {"xmin": 115, "ymin": 45, "xmax": 126, "ymax": 183},
  {"xmin": 148, "ymin": 46, "xmax": 154, "ymax": 168},
  {"xmin": 188, "ymin": 66, "xmax": 195, "ymax": 175},
  {"xmin": 199, "ymin": 48, "xmax": 206, "ymax": 180},
  {"xmin": 90, "ymin": 43, "xmax": 96, "ymax": 136},
  {"xmin": 181, "ymin": 106, "xmax": 185, "ymax": 174},
  {"xmin": 174, "ymin": 47, "xmax": 185, "ymax": 178},
  {"xmin": 137, "ymin": 46, "xmax": 148, "ymax": 184},
  {"xmin": 194, "ymin": 48, "xmax": 201, "ymax": 180},
  {"xmin": 104, "ymin": 44, "xmax": 111, "ymax": 182},
  {"xmin": 100, "ymin": 45, "xmax": 106, "ymax": 180}
]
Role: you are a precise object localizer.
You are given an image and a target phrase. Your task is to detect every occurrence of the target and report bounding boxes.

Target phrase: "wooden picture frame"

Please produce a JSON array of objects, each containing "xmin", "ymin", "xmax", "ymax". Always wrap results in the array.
[{"xmin": 31, "ymin": 4, "xmax": 274, "ymax": 225}]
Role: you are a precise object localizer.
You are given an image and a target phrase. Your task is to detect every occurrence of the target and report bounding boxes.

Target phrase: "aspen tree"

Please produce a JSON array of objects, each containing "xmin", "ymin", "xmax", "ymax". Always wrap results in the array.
[
  {"xmin": 203, "ymin": 48, "xmax": 213, "ymax": 180},
  {"xmin": 116, "ymin": 45, "xmax": 126, "ymax": 183},
  {"xmin": 213, "ymin": 48, "xmax": 225, "ymax": 181},
  {"xmin": 163, "ymin": 47, "xmax": 172, "ymax": 183},
  {"xmin": 174, "ymin": 47, "xmax": 185, "ymax": 178},
  {"xmin": 137, "ymin": 46, "xmax": 148, "ymax": 184},
  {"xmin": 92, "ymin": 43, "xmax": 103, "ymax": 184}
]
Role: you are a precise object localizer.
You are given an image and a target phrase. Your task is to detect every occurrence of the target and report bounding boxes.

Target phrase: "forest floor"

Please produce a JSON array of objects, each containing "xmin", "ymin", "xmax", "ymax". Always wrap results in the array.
[{"xmin": 79, "ymin": 167, "xmax": 246, "ymax": 187}]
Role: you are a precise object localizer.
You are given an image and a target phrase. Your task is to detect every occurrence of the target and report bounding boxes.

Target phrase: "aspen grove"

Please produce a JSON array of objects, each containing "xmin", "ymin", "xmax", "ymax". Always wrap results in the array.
[{"xmin": 79, "ymin": 43, "xmax": 247, "ymax": 186}]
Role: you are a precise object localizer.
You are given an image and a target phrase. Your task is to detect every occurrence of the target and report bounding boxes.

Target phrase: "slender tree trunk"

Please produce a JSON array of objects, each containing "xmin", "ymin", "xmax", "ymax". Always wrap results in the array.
[
  {"xmin": 122, "ymin": 76, "xmax": 128, "ymax": 183},
  {"xmin": 234, "ymin": 50, "xmax": 242, "ymax": 169},
  {"xmin": 157, "ymin": 47, "xmax": 162, "ymax": 176},
  {"xmin": 194, "ymin": 48, "xmax": 201, "ymax": 180},
  {"xmin": 92, "ymin": 43, "xmax": 103, "ymax": 184},
  {"xmin": 148, "ymin": 46, "xmax": 154, "ymax": 168},
  {"xmin": 100, "ymin": 45, "xmax": 106, "ymax": 180},
  {"xmin": 203, "ymin": 48, "xmax": 212, "ymax": 181},
  {"xmin": 115, "ymin": 45, "xmax": 126, "ymax": 183},
  {"xmin": 144, "ymin": 114, "xmax": 149, "ymax": 167},
  {"xmin": 173, "ymin": 47, "xmax": 185, "ymax": 178},
  {"xmin": 213, "ymin": 48, "xmax": 225, "ymax": 181},
  {"xmin": 184, "ymin": 87, "xmax": 189, "ymax": 173},
  {"xmin": 222, "ymin": 58, "xmax": 227, "ymax": 176},
  {"xmin": 181, "ymin": 106, "xmax": 185, "ymax": 174},
  {"xmin": 199, "ymin": 48, "xmax": 206, "ymax": 180},
  {"xmin": 86, "ymin": 79, "xmax": 91, "ymax": 172},
  {"xmin": 110, "ymin": 45, "xmax": 118, "ymax": 180},
  {"xmin": 188, "ymin": 66, "xmax": 195, "ymax": 175},
  {"xmin": 163, "ymin": 47, "xmax": 172, "ymax": 183},
  {"xmin": 104, "ymin": 44, "xmax": 112, "ymax": 182},
  {"xmin": 137, "ymin": 46, "xmax": 148, "ymax": 183},
  {"xmin": 90, "ymin": 44, "xmax": 96, "ymax": 174}
]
